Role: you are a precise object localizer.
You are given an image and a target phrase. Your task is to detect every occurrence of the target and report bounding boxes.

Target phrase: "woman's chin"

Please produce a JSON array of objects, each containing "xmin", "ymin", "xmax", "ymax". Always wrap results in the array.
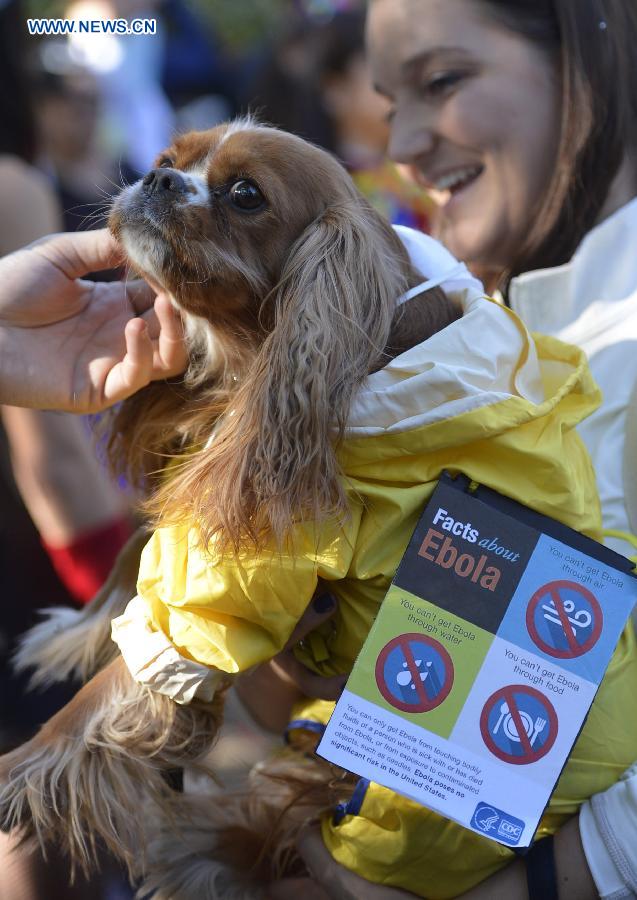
[{"xmin": 434, "ymin": 220, "xmax": 504, "ymax": 274}]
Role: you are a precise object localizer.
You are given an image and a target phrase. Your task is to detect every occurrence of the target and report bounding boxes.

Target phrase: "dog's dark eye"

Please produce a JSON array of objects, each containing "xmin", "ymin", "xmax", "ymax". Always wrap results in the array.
[
  {"xmin": 158, "ymin": 157, "xmax": 174, "ymax": 168},
  {"xmin": 229, "ymin": 180, "xmax": 264, "ymax": 211}
]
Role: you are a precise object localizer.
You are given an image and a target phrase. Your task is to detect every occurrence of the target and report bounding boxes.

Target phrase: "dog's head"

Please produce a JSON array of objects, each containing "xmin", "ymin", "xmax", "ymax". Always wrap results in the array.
[
  {"xmin": 108, "ymin": 119, "xmax": 459, "ymax": 551},
  {"xmin": 110, "ymin": 118, "xmax": 406, "ymax": 341}
]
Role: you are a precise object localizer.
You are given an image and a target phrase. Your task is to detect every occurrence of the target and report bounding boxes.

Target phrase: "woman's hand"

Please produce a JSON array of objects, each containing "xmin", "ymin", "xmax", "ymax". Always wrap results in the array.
[
  {"xmin": 0, "ymin": 229, "xmax": 187, "ymax": 411},
  {"xmin": 270, "ymin": 816, "xmax": 598, "ymax": 900},
  {"xmin": 270, "ymin": 827, "xmax": 415, "ymax": 899},
  {"xmin": 235, "ymin": 591, "xmax": 346, "ymax": 733}
]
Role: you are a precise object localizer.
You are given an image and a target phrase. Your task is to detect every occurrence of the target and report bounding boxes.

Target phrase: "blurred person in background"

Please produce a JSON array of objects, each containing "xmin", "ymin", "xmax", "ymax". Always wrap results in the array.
[
  {"xmin": 244, "ymin": 6, "xmax": 433, "ymax": 232},
  {"xmin": 51, "ymin": 0, "xmax": 238, "ymax": 200},
  {"xmin": 65, "ymin": 0, "xmax": 174, "ymax": 173},
  {"xmin": 32, "ymin": 58, "xmax": 138, "ymax": 235},
  {"xmin": 160, "ymin": 0, "xmax": 238, "ymax": 131},
  {"xmin": 316, "ymin": 8, "xmax": 433, "ymax": 231},
  {"xmin": 0, "ymin": 2, "xmax": 135, "ymax": 896}
]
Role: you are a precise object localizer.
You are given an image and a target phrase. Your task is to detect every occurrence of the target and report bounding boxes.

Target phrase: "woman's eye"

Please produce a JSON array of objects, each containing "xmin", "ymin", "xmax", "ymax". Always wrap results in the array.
[
  {"xmin": 422, "ymin": 71, "xmax": 464, "ymax": 98},
  {"xmin": 229, "ymin": 180, "xmax": 265, "ymax": 211}
]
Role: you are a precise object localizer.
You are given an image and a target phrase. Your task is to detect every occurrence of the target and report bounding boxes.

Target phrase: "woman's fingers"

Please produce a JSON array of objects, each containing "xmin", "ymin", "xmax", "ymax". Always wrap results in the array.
[
  {"xmin": 270, "ymin": 653, "xmax": 347, "ymax": 701},
  {"xmin": 124, "ymin": 279, "xmax": 157, "ymax": 316},
  {"xmin": 271, "ymin": 591, "xmax": 346, "ymax": 700},
  {"xmin": 99, "ymin": 318, "xmax": 154, "ymax": 408},
  {"xmin": 296, "ymin": 828, "xmax": 415, "ymax": 899},
  {"xmin": 33, "ymin": 228, "xmax": 124, "ymax": 279},
  {"xmin": 151, "ymin": 294, "xmax": 188, "ymax": 377},
  {"xmin": 285, "ymin": 591, "xmax": 338, "ymax": 649}
]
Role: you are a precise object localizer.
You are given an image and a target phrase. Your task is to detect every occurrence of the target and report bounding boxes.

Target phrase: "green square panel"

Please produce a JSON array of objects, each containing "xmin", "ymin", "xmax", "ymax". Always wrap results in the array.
[{"xmin": 347, "ymin": 586, "xmax": 494, "ymax": 738}]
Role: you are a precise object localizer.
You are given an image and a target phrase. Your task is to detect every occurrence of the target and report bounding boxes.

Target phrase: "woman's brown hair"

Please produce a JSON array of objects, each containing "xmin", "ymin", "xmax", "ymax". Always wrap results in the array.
[{"xmin": 479, "ymin": 0, "xmax": 637, "ymax": 286}]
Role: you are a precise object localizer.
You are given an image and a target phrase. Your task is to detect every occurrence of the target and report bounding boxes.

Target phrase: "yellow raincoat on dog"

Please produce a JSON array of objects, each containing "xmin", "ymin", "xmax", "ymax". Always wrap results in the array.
[{"xmin": 112, "ymin": 229, "xmax": 637, "ymax": 898}]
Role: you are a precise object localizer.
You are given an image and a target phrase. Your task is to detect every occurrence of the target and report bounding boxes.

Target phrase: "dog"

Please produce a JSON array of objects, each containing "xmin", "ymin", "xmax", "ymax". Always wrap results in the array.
[
  {"xmin": 1, "ymin": 119, "xmax": 618, "ymax": 899},
  {"xmin": 0, "ymin": 118, "xmax": 461, "ymax": 893}
]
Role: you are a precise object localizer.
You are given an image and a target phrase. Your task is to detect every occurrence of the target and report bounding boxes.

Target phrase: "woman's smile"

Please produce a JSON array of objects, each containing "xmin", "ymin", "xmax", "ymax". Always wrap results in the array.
[
  {"xmin": 425, "ymin": 164, "xmax": 485, "ymax": 211},
  {"xmin": 367, "ymin": 0, "xmax": 560, "ymax": 270}
]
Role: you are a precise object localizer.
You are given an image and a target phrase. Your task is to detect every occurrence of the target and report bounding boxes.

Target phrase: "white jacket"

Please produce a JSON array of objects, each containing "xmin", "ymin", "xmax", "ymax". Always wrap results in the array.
[{"xmin": 509, "ymin": 198, "xmax": 637, "ymax": 899}]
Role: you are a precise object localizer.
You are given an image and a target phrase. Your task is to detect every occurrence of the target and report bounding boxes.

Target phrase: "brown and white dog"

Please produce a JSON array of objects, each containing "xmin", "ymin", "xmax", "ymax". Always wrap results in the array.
[{"xmin": 0, "ymin": 119, "xmax": 460, "ymax": 896}]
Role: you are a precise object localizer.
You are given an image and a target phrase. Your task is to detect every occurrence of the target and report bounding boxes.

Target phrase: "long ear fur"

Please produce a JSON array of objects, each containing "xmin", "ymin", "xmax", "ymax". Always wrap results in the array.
[
  {"xmin": 0, "ymin": 658, "xmax": 227, "ymax": 877},
  {"xmin": 13, "ymin": 527, "xmax": 149, "ymax": 688},
  {"xmin": 148, "ymin": 199, "xmax": 413, "ymax": 552},
  {"xmin": 244, "ymin": 202, "xmax": 411, "ymax": 541}
]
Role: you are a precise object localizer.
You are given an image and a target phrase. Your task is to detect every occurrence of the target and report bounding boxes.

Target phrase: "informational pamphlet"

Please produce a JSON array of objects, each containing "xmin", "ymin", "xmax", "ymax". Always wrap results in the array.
[{"xmin": 318, "ymin": 474, "xmax": 637, "ymax": 848}]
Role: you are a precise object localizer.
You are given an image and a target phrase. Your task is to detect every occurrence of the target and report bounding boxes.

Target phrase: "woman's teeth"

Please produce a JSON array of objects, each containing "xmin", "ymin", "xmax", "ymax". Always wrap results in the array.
[
  {"xmin": 431, "ymin": 166, "xmax": 483, "ymax": 199},
  {"xmin": 434, "ymin": 166, "xmax": 482, "ymax": 192}
]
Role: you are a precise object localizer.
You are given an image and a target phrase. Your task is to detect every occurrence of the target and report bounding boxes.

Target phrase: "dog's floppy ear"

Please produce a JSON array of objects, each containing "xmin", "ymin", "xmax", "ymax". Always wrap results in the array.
[
  {"xmin": 147, "ymin": 199, "xmax": 413, "ymax": 553},
  {"xmin": 238, "ymin": 199, "xmax": 411, "ymax": 543}
]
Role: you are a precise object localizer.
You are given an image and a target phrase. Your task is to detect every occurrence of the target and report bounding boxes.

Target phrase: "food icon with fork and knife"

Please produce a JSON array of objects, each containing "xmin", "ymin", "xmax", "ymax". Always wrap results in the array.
[{"xmin": 480, "ymin": 684, "xmax": 558, "ymax": 764}]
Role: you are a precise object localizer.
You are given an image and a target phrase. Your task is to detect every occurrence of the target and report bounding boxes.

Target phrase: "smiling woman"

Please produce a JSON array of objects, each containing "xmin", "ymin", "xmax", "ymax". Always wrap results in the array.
[
  {"xmin": 364, "ymin": 0, "xmax": 637, "ymax": 558},
  {"xmin": 367, "ymin": 0, "xmax": 637, "ymax": 284},
  {"xmin": 265, "ymin": 2, "xmax": 637, "ymax": 900},
  {"xmin": 367, "ymin": 0, "xmax": 561, "ymax": 274}
]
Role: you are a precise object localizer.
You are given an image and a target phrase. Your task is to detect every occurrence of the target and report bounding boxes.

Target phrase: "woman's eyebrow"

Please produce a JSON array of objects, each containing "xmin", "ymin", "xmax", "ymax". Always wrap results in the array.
[
  {"xmin": 372, "ymin": 46, "xmax": 473, "ymax": 98},
  {"xmin": 401, "ymin": 46, "xmax": 471, "ymax": 78},
  {"xmin": 372, "ymin": 81, "xmax": 391, "ymax": 98}
]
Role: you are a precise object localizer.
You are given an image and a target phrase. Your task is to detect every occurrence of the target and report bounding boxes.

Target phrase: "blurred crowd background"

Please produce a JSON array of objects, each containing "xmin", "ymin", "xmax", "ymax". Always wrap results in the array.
[
  {"xmin": 0, "ymin": 2, "xmax": 433, "ymax": 897},
  {"xmin": 7, "ymin": 0, "xmax": 433, "ymax": 233}
]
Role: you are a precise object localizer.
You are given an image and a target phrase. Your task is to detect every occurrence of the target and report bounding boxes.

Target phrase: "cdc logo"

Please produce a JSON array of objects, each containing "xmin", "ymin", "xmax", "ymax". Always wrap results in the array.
[{"xmin": 471, "ymin": 803, "xmax": 524, "ymax": 846}]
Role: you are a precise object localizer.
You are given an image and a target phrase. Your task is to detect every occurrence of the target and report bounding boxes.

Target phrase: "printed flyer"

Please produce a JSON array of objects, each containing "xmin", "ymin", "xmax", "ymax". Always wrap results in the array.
[{"xmin": 318, "ymin": 474, "xmax": 637, "ymax": 848}]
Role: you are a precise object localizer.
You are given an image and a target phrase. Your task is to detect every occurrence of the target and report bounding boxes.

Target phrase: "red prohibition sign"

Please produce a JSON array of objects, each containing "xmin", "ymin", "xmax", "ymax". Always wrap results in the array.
[
  {"xmin": 526, "ymin": 580, "xmax": 603, "ymax": 659},
  {"xmin": 375, "ymin": 633, "xmax": 454, "ymax": 713},
  {"xmin": 480, "ymin": 684, "xmax": 558, "ymax": 765}
]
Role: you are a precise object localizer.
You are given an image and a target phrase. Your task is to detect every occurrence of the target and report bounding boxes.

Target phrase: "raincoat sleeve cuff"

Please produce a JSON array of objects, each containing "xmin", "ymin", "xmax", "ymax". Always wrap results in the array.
[
  {"xmin": 579, "ymin": 763, "xmax": 637, "ymax": 900},
  {"xmin": 111, "ymin": 595, "xmax": 224, "ymax": 705}
]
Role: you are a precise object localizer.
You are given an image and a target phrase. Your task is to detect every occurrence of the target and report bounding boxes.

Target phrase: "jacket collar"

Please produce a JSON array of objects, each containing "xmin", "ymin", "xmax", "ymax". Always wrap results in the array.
[
  {"xmin": 509, "ymin": 196, "xmax": 637, "ymax": 334},
  {"xmin": 346, "ymin": 228, "xmax": 545, "ymax": 438}
]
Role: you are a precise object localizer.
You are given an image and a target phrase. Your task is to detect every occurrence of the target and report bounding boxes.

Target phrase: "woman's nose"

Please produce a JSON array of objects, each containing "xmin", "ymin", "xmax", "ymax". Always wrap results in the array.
[{"xmin": 388, "ymin": 109, "xmax": 435, "ymax": 165}]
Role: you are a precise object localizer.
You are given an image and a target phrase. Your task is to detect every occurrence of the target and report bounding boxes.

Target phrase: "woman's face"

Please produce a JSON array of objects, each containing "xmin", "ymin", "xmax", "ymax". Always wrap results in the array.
[{"xmin": 367, "ymin": 0, "xmax": 561, "ymax": 270}]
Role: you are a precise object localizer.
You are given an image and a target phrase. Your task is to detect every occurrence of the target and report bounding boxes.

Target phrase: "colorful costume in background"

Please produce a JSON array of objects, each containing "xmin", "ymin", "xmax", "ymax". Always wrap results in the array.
[{"xmin": 112, "ymin": 228, "xmax": 637, "ymax": 897}]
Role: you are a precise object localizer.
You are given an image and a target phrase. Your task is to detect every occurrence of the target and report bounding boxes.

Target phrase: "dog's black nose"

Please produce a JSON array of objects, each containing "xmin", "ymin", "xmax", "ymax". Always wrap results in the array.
[{"xmin": 142, "ymin": 168, "xmax": 187, "ymax": 196}]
